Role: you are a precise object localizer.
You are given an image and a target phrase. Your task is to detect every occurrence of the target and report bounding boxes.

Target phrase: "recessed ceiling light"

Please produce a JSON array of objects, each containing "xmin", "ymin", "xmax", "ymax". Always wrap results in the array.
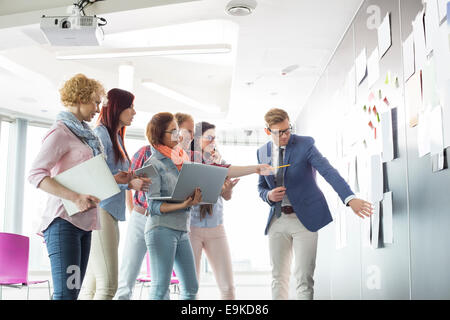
[{"xmin": 226, "ymin": 0, "xmax": 257, "ymax": 16}]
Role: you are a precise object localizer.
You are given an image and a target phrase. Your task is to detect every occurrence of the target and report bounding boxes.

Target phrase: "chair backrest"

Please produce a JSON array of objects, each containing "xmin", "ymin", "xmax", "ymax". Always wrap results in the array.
[
  {"xmin": 145, "ymin": 251, "xmax": 177, "ymax": 278},
  {"xmin": 0, "ymin": 232, "xmax": 30, "ymax": 285}
]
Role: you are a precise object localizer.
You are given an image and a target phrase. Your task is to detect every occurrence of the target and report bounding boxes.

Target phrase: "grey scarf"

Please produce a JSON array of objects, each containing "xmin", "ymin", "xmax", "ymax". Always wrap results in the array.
[{"xmin": 56, "ymin": 111, "xmax": 104, "ymax": 156}]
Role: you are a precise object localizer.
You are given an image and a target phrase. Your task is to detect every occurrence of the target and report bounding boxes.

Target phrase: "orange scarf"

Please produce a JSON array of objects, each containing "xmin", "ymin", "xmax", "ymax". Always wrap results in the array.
[{"xmin": 154, "ymin": 144, "xmax": 190, "ymax": 171}]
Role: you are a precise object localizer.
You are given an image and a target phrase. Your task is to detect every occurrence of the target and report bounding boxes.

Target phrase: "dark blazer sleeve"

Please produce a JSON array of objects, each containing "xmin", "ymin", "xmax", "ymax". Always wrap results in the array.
[
  {"xmin": 257, "ymin": 149, "xmax": 274, "ymax": 206},
  {"xmin": 305, "ymin": 137, "xmax": 354, "ymax": 203}
]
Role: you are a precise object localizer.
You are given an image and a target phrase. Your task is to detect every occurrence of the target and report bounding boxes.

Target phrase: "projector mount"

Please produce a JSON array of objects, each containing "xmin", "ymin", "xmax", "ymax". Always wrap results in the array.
[{"xmin": 71, "ymin": 0, "xmax": 107, "ymax": 26}]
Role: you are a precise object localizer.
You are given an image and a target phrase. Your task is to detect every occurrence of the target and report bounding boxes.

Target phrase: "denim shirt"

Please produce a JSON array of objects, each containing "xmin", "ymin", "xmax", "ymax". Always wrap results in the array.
[
  {"xmin": 94, "ymin": 125, "xmax": 129, "ymax": 221},
  {"xmin": 190, "ymin": 196, "xmax": 224, "ymax": 228},
  {"xmin": 144, "ymin": 147, "xmax": 192, "ymax": 233}
]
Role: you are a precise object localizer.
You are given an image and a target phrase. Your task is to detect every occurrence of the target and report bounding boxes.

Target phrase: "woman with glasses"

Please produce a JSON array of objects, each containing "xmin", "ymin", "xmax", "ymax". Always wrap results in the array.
[
  {"xmin": 189, "ymin": 122, "xmax": 239, "ymax": 300},
  {"xmin": 28, "ymin": 74, "xmax": 135, "ymax": 300},
  {"xmin": 79, "ymin": 88, "xmax": 150, "ymax": 300},
  {"xmin": 144, "ymin": 112, "xmax": 203, "ymax": 300},
  {"xmin": 143, "ymin": 113, "xmax": 273, "ymax": 300},
  {"xmin": 114, "ymin": 112, "xmax": 194, "ymax": 300}
]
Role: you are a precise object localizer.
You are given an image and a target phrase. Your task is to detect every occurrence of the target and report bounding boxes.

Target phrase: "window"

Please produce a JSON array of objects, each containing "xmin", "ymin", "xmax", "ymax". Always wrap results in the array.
[
  {"xmin": 220, "ymin": 144, "xmax": 271, "ymax": 272},
  {"xmin": 0, "ymin": 121, "xmax": 11, "ymax": 232},
  {"xmin": 22, "ymin": 125, "xmax": 52, "ymax": 271}
]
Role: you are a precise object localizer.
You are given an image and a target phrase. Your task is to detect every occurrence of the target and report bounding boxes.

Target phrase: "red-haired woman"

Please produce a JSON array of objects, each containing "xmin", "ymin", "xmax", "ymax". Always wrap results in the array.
[{"xmin": 80, "ymin": 88, "xmax": 150, "ymax": 300}]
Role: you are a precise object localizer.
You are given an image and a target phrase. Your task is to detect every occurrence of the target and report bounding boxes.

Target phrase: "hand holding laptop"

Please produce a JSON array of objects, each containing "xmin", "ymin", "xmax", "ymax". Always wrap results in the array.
[
  {"xmin": 181, "ymin": 187, "xmax": 203, "ymax": 208},
  {"xmin": 72, "ymin": 193, "xmax": 101, "ymax": 213}
]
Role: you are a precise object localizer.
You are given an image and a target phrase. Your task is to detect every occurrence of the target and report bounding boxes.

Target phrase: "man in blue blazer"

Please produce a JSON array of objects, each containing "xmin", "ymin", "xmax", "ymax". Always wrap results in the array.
[{"xmin": 257, "ymin": 108, "xmax": 372, "ymax": 300}]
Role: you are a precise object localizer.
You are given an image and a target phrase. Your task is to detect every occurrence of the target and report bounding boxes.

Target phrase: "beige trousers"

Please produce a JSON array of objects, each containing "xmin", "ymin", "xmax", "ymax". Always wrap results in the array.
[
  {"xmin": 79, "ymin": 208, "xmax": 120, "ymax": 300},
  {"xmin": 268, "ymin": 212, "xmax": 318, "ymax": 300},
  {"xmin": 189, "ymin": 225, "xmax": 235, "ymax": 300}
]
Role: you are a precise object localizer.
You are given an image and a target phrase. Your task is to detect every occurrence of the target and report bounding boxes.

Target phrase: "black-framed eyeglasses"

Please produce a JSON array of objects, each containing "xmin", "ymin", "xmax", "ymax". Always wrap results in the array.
[
  {"xmin": 267, "ymin": 124, "xmax": 292, "ymax": 137},
  {"xmin": 164, "ymin": 129, "xmax": 180, "ymax": 136}
]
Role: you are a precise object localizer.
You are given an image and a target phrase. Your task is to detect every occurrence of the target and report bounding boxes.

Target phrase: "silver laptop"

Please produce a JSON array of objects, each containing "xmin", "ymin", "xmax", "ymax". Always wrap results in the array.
[{"xmin": 149, "ymin": 162, "xmax": 228, "ymax": 204}]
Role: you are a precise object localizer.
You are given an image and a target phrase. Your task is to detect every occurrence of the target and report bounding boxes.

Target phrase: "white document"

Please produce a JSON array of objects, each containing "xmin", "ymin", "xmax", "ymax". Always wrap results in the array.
[
  {"xmin": 380, "ymin": 108, "xmax": 395, "ymax": 163},
  {"xmin": 367, "ymin": 47, "xmax": 380, "ymax": 89},
  {"xmin": 356, "ymin": 154, "xmax": 369, "ymax": 200},
  {"xmin": 371, "ymin": 201, "xmax": 380, "ymax": 249},
  {"xmin": 433, "ymin": 23, "xmax": 450, "ymax": 110},
  {"xmin": 430, "ymin": 105, "xmax": 444, "ymax": 155},
  {"xmin": 356, "ymin": 48, "xmax": 367, "ymax": 85},
  {"xmin": 417, "ymin": 108, "xmax": 431, "ymax": 157},
  {"xmin": 368, "ymin": 154, "xmax": 383, "ymax": 203},
  {"xmin": 437, "ymin": 0, "xmax": 448, "ymax": 22},
  {"xmin": 335, "ymin": 203, "xmax": 342, "ymax": 249},
  {"xmin": 378, "ymin": 12, "xmax": 392, "ymax": 58},
  {"xmin": 134, "ymin": 163, "xmax": 158, "ymax": 178},
  {"xmin": 340, "ymin": 207, "xmax": 347, "ymax": 249},
  {"xmin": 347, "ymin": 65, "xmax": 357, "ymax": 105},
  {"xmin": 349, "ymin": 155, "xmax": 358, "ymax": 192},
  {"xmin": 382, "ymin": 191, "xmax": 393, "ymax": 244},
  {"xmin": 422, "ymin": 58, "xmax": 440, "ymax": 109},
  {"xmin": 362, "ymin": 212, "xmax": 371, "ymax": 248},
  {"xmin": 53, "ymin": 155, "xmax": 120, "ymax": 216},
  {"xmin": 413, "ymin": 10, "xmax": 427, "ymax": 70},
  {"xmin": 403, "ymin": 32, "xmax": 415, "ymax": 81},
  {"xmin": 424, "ymin": 0, "xmax": 441, "ymax": 54},
  {"xmin": 442, "ymin": 80, "xmax": 450, "ymax": 148}
]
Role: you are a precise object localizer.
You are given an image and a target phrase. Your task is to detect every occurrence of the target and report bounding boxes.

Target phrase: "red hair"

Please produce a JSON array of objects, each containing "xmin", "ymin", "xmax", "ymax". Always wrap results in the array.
[{"xmin": 97, "ymin": 88, "xmax": 134, "ymax": 164}]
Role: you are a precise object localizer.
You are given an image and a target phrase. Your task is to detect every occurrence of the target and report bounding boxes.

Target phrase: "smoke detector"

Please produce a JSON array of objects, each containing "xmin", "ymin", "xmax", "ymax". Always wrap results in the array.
[{"xmin": 226, "ymin": 0, "xmax": 257, "ymax": 16}]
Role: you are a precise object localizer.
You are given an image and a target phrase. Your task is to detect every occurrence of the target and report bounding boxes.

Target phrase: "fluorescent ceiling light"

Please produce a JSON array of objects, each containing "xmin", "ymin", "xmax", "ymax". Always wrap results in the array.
[
  {"xmin": 56, "ymin": 44, "xmax": 232, "ymax": 60},
  {"xmin": 141, "ymin": 79, "xmax": 221, "ymax": 114}
]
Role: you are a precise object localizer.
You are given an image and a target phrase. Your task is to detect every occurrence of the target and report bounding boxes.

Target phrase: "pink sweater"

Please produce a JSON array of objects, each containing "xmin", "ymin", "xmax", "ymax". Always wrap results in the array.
[{"xmin": 28, "ymin": 121, "xmax": 101, "ymax": 235}]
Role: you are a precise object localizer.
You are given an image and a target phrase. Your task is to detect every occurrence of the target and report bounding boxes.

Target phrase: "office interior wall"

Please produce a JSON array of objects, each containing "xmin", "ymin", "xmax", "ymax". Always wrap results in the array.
[{"xmin": 296, "ymin": 0, "xmax": 450, "ymax": 299}]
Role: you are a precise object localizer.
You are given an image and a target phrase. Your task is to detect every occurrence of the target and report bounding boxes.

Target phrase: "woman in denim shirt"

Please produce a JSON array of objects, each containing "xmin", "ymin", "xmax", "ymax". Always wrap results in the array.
[
  {"xmin": 144, "ymin": 112, "xmax": 202, "ymax": 300},
  {"xmin": 144, "ymin": 113, "xmax": 273, "ymax": 300},
  {"xmin": 80, "ymin": 88, "xmax": 150, "ymax": 300}
]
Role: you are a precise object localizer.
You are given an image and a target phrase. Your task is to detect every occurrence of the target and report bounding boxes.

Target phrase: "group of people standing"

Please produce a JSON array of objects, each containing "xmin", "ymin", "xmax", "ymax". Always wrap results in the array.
[{"xmin": 28, "ymin": 73, "xmax": 373, "ymax": 301}]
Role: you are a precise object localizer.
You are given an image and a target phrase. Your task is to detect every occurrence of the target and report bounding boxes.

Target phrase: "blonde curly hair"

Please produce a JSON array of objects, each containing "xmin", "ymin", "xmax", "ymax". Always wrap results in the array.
[{"xmin": 59, "ymin": 73, "xmax": 105, "ymax": 107}]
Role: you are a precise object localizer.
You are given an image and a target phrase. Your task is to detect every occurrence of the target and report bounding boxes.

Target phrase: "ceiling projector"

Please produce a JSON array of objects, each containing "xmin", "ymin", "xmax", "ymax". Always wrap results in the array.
[{"xmin": 40, "ymin": 15, "xmax": 104, "ymax": 46}]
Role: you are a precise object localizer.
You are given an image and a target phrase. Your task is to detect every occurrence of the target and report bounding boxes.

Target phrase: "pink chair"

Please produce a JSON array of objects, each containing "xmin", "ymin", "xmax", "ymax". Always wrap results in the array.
[
  {"xmin": 136, "ymin": 252, "xmax": 180, "ymax": 299},
  {"xmin": 0, "ymin": 232, "xmax": 51, "ymax": 300}
]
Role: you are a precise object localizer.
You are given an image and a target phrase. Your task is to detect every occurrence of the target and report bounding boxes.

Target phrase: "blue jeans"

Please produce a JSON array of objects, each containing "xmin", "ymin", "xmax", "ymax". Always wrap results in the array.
[
  {"xmin": 114, "ymin": 209, "xmax": 148, "ymax": 300},
  {"xmin": 43, "ymin": 218, "xmax": 92, "ymax": 300},
  {"xmin": 145, "ymin": 226, "xmax": 198, "ymax": 300}
]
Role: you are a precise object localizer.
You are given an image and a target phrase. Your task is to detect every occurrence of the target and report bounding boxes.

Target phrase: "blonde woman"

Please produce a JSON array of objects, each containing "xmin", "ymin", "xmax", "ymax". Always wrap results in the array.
[{"xmin": 28, "ymin": 74, "xmax": 133, "ymax": 300}]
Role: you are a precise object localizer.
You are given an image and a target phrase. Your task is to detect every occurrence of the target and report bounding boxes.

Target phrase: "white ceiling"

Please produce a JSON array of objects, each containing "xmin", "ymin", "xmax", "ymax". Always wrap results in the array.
[{"xmin": 0, "ymin": 0, "xmax": 363, "ymax": 133}]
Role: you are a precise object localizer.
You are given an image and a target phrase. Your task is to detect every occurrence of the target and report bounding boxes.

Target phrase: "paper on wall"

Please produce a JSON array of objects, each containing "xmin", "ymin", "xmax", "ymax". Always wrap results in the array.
[
  {"xmin": 424, "ymin": 0, "xmax": 441, "ymax": 54},
  {"xmin": 442, "ymin": 80, "xmax": 450, "ymax": 148},
  {"xmin": 437, "ymin": 0, "xmax": 448, "ymax": 23},
  {"xmin": 403, "ymin": 32, "xmax": 415, "ymax": 81},
  {"xmin": 405, "ymin": 71, "xmax": 423, "ymax": 128},
  {"xmin": 417, "ymin": 107, "xmax": 432, "ymax": 157},
  {"xmin": 356, "ymin": 48, "xmax": 368, "ymax": 85},
  {"xmin": 378, "ymin": 12, "xmax": 392, "ymax": 58},
  {"xmin": 340, "ymin": 206, "xmax": 347, "ymax": 249},
  {"xmin": 347, "ymin": 65, "xmax": 357, "ymax": 105},
  {"xmin": 422, "ymin": 57, "xmax": 441, "ymax": 109},
  {"xmin": 371, "ymin": 201, "xmax": 380, "ymax": 249},
  {"xmin": 368, "ymin": 47, "xmax": 380, "ymax": 89},
  {"xmin": 368, "ymin": 154, "xmax": 383, "ymax": 203},
  {"xmin": 412, "ymin": 10, "xmax": 427, "ymax": 70},
  {"xmin": 430, "ymin": 105, "xmax": 444, "ymax": 155},
  {"xmin": 382, "ymin": 192, "xmax": 393, "ymax": 244},
  {"xmin": 380, "ymin": 108, "xmax": 395, "ymax": 163}
]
